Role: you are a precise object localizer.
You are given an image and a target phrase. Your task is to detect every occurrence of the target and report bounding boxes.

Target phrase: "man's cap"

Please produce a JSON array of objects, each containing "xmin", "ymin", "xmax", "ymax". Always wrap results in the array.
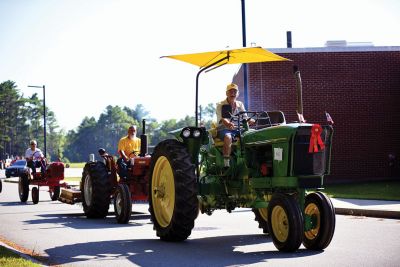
[{"xmin": 226, "ymin": 83, "xmax": 238, "ymax": 91}]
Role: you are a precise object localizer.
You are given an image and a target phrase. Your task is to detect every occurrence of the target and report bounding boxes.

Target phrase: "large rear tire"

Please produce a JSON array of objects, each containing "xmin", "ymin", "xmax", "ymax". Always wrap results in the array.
[
  {"xmin": 18, "ymin": 173, "xmax": 29, "ymax": 202},
  {"xmin": 0, "ymin": 179, "xmax": 2, "ymax": 193},
  {"xmin": 114, "ymin": 184, "xmax": 132, "ymax": 224},
  {"xmin": 252, "ymin": 208, "xmax": 269, "ymax": 234},
  {"xmin": 49, "ymin": 186, "xmax": 60, "ymax": 201},
  {"xmin": 81, "ymin": 161, "xmax": 112, "ymax": 218},
  {"xmin": 149, "ymin": 139, "xmax": 198, "ymax": 241},
  {"xmin": 303, "ymin": 191, "xmax": 336, "ymax": 250},
  {"xmin": 267, "ymin": 193, "xmax": 304, "ymax": 252}
]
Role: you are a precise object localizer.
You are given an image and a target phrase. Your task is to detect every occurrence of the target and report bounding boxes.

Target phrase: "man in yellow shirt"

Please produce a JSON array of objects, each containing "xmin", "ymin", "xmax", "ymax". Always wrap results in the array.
[{"xmin": 117, "ymin": 125, "xmax": 141, "ymax": 178}]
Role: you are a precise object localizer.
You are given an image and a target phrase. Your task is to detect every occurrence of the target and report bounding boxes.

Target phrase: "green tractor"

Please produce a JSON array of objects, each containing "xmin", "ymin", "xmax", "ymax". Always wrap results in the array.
[{"xmin": 148, "ymin": 47, "xmax": 335, "ymax": 252}]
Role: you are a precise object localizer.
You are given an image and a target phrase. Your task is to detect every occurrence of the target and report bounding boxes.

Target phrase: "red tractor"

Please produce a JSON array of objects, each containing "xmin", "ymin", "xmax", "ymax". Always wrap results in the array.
[
  {"xmin": 59, "ymin": 119, "xmax": 151, "ymax": 224},
  {"xmin": 18, "ymin": 156, "xmax": 68, "ymax": 204}
]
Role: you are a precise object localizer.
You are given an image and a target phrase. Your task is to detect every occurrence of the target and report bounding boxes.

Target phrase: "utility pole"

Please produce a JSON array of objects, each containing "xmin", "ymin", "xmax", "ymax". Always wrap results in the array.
[
  {"xmin": 28, "ymin": 85, "xmax": 46, "ymax": 157},
  {"xmin": 241, "ymin": 0, "xmax": 248, "ymax": 109}
]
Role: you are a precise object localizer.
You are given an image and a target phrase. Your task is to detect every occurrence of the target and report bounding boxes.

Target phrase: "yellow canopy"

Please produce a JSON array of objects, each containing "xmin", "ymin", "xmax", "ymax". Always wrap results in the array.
[{"xmin": 162, "ymin": 47, "xmax": 290, "ymax": 68}]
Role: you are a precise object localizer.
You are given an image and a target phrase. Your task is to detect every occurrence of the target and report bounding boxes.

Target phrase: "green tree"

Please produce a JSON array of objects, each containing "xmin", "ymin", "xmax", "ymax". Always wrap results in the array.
[
  {"xmin": 46, "ymin": 110, "xmax": 64, "ymax": 161},
  {"xmin": 64, "ymin": 117, "xmax": 97, "ymax": 162},
  {"xmin": 97, "ymin": 105, "xmax": 136, "ymax": 155},
  {"xmin": 0, "ymin": 81, "xmax": 29, "ymax": 159},
  {"xmin": 64, "ymin": 106, "xmax": 138, "ymax": 162},
  {"xmin": 62, "ymin": 103, "xmax": 216, "ymax": 162},
  {"xmin": 123, "ymin": 104, "xmax": 151, "ymax": 123}
]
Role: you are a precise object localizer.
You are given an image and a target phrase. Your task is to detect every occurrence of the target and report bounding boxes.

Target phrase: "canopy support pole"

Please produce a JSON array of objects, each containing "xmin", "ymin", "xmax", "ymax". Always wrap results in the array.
[{"xmin": 195, "ymin": 55, "xmax": 229, "ymax": 127}]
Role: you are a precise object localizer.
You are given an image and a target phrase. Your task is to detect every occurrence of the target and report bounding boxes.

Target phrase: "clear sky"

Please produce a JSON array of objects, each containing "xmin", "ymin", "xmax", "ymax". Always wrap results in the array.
[{"xmin": 1, "ymin": 0, "xmax": 399, "ymax": 131}]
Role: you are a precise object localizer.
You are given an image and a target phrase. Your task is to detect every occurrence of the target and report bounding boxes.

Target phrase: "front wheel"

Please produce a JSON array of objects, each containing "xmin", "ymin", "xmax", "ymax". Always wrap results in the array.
[
  {"xmin": 114, "ymin": 184, "xmax": 132, "ymax": 224},
  {"xmin": 0, "ymin": 179, "xmax": 2, "ymax": 193},
  {"xmin": 252, "ymin": 208, "xmax": 269, "ymax": 234},
  {"xmin": 81, "ymin": 161, "xmax": 112, "ymax": 218},
  {"xmin": 49, "ymin": 186, "xmax": 60, "ymax": 201},
  {"xmin": 32, "ymin": 187, "xmax": 39, "ymax": 204},
  {"xmin": 149, "ymin": 139, "xmax": 198, "ymax": 241},
  {"xmin": 18, "ymin": 174, "xmax": 29, "ymax": 202},
  {"xmin": 303, "ymin": 191, "xmax": 336, "ymax": 250},
  {"xmin": 267, "ymin": 193, "xmax": 304, "ymax": 252}
]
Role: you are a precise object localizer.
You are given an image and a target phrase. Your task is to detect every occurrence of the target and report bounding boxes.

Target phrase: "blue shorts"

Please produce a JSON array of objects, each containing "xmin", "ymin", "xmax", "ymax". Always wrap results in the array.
[{"xmin": 217, "ymin": 129, "xmax": 240, "ymax": 140}]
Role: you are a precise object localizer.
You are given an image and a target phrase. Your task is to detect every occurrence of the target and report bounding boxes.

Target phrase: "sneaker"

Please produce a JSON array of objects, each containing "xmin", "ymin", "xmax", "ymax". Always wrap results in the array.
[
  {"xmin": 224, "ymin": 158, "xmax": 230, "ymax": 167},
  {"xmin": 221, "ymin": 166, "xmax": 230, "ymax": 176}
]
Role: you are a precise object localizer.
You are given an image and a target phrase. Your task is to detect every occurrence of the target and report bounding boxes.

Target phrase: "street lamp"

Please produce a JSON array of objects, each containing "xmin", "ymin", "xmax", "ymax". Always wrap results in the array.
[{"xmin": 28, "ymin": 85, "xmax": 46, "ymax": 157}]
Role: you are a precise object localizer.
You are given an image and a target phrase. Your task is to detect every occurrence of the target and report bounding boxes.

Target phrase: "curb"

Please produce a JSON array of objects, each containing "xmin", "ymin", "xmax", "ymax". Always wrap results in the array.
[{"xmin": 335, "ymin": 208, "xmax": 400, "ymax": 219}]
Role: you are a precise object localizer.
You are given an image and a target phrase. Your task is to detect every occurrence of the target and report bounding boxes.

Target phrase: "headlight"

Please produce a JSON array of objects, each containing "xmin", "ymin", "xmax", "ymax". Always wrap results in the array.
[
  {"xmin": 182, "ymin": 129, "xmax": 191, "ymax": 138},
  {"xmin": 193, "ymin": 129, "xmax": 201, "ymax": 138}
]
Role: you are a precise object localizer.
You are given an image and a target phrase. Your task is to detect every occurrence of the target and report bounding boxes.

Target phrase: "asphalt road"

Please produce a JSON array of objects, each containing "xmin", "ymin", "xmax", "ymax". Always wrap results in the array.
[{"xmin": 0, "ymin": 180, "xmax": 400, "ymax": 266}]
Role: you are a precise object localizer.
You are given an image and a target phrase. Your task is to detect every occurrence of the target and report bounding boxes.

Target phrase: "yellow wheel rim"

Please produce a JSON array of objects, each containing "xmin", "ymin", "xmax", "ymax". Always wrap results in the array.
[
  {"xmin": 304, "ymin": 203, "xmax": 320, "ymax": 240},
  {"xmin": 271, "ymin": 206, "xmax": 289, "ymax": 242},
  {"xmin": 152, "ymin": 156, "xmax": 175, "ymax": 228},
  {"xmin": 259, "ymin": 208, "xmax": 268, "ymax": 222}
]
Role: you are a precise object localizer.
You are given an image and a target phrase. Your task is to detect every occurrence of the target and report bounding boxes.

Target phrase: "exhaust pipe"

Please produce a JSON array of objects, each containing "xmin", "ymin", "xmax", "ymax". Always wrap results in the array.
[
  {"xmin": 139, "ymin": 119, "xmax": 148, "ymax": 157},
  {"xmin": 287, "ymin": 31, "xmax": 292, "ymax": 48},
  {"xmin": 293, "ymin": 65, "xmax": 304, "ymax": 121}
]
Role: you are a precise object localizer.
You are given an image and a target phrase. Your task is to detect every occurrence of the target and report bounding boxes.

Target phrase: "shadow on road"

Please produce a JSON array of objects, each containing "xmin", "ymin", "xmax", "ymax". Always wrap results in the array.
[
  {"xmin": 44, "ymin": 235, "xmax": 322, "ymax": 266},
  {"xmin": 21, "ymin": 210, "xmax": 152, "ymax": 230}
]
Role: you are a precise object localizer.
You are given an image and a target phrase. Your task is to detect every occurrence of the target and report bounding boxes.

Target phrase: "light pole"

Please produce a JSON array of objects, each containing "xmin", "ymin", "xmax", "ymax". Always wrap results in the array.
[
  {"xmin": 241, "ymin": 0, "xmax": 248, "ymax": 109},
  {"xmin": 28, "ymin": 85, "xmax": 46, "ymax": 157}
]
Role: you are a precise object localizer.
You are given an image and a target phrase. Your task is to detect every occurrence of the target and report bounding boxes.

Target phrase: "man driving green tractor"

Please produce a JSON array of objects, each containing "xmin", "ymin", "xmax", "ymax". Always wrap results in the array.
[{"xmin": 216, "ymin": 82, "xmax": 255, "ymax": 167}]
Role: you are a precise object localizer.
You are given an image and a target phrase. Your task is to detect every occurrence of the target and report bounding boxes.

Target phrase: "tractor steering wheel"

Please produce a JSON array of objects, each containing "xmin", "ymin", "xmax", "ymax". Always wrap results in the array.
[
  {"xmin": 128, "ymin": 151, "xmax": 139, "ymax": 158},
  {"xmin": 32, "ymin": 151, "xmax": 45, "ymax": 161},
  {"xmin": 231, "ymin": 111, "xmax": 256, "ymax": 131}
]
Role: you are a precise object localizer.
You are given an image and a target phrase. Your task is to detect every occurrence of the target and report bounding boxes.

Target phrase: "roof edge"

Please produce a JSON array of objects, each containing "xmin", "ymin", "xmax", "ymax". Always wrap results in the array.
[{"xmin": 269, "ymin": 46, "xmax": 400, "ymax": 53}]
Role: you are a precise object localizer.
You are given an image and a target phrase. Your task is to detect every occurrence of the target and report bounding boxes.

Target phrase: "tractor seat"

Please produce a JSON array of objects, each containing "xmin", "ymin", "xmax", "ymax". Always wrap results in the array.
[
  {"xmin": 208, "ymin": 124, "xmax": 239, "ymax": 147},
  {"xmin": 254, "ymin": 110, "xmax": 286, "ymax": 129}
]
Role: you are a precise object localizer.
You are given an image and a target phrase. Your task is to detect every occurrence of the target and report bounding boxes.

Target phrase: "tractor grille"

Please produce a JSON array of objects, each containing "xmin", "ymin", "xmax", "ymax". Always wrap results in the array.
[{"xmin": 293, "ymin": 125, "xmax": 333, "ymax": 176}]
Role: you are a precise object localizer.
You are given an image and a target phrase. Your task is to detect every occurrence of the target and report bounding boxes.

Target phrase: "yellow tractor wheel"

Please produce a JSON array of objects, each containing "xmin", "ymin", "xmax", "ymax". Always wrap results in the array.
[{"xmin": 149, "ymin": 139, "xmax": 198, "ymax": 241}]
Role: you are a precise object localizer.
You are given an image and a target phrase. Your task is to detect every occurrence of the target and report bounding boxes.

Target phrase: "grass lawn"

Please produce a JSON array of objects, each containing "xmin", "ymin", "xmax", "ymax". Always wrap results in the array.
[
  {"xmin": 323, "ymin": 180, "xmax": 400, "ymax": 201},
  {"xmin": 0, "ymin": 246, "xmax": 41, "ymax": 267},
  {"xmin": 64, "ymin": 177, "xmax": 81, "ymax": 182}
]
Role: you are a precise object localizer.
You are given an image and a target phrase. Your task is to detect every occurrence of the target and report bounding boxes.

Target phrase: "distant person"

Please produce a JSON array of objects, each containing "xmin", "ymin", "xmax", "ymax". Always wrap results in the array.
[
  {"xmin": 216, "ymin": 83, "xmax": 254, "ymax": 167},
  {"xmin": 25, "ymin": 140, "xmax": 46, "ymax": 177},
  {"xmin": 117, "ymin": 125, "xmax": 141, "ymax": 178}
]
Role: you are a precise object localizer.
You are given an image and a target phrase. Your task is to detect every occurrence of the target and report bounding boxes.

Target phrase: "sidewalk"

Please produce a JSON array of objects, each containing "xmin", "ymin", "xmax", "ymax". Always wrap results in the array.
[{"xmin": 331, "ymin": 198, "xmax": 400, "ymax": 219}]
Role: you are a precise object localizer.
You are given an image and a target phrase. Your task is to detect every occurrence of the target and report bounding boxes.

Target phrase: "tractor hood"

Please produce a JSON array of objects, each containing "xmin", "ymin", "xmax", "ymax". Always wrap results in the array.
[{"xmin": 242, "ymin": 123, "xmax": 309, "ymax": 146}]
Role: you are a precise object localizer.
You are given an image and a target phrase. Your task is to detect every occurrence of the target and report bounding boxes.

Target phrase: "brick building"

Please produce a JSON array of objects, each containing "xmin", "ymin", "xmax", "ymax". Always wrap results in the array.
[{"xmin": 232, "ymin": 46, "xmax": 400, "ymax": 182}]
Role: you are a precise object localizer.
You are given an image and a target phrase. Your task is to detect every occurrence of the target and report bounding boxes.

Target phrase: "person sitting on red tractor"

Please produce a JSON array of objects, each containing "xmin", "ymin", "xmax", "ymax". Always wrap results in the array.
[
  {"xmin": 117, "ymin": 125, "xmax": 141, "ymax": 179},
  {"xmin": 25, "ymin": 140, "xmax": 46, "ymax": 177}
]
